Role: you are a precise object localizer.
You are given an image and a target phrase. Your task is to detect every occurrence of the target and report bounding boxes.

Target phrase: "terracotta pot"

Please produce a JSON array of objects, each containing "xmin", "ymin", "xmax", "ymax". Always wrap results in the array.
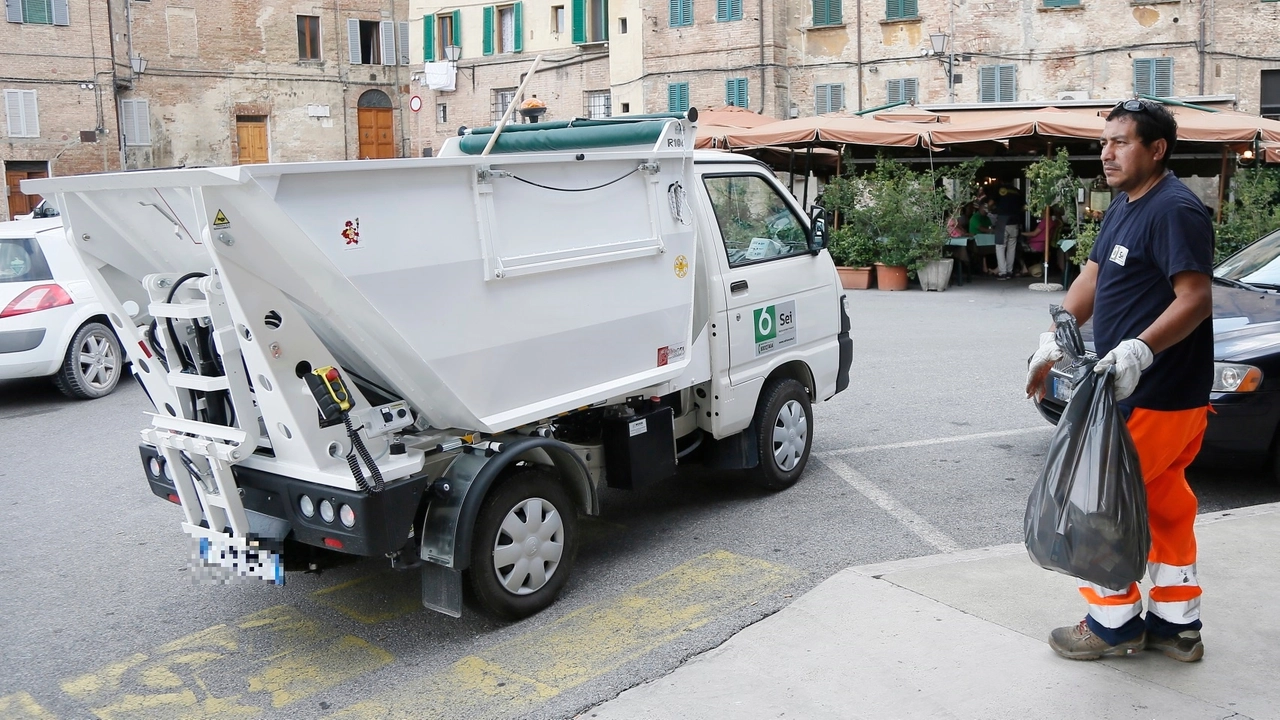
[
  {"xmin": 836, "ymin": 266, "xmax": 873, "ymax": 290},
  {"xmin": 874, "ymin": 263, "xmax": 909, "ymax": 291}
]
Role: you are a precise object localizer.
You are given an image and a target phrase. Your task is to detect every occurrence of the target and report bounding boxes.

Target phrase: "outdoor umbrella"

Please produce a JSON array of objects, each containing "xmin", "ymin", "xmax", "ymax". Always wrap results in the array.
[
  {"xmin": 694, "ymin": 106, "xmax": 780, "ymax": 149},
  {"xmin": 722, "ymin": 113, "xmax": 931, "ymax": 149},
  {"xmin": 927, "ymin": 107, "xmax": 1103, "ymax": 145}
]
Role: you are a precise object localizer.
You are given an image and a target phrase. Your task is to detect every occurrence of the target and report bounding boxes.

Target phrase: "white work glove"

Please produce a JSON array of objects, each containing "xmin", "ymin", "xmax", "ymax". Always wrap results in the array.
[
  {"xmin": 1026, "ymin": 332, "xmax": 1063, "ymax": 401},
  {"xmin": 1094, "ymin": 338, "xmax": 1154, "ymax": 401}
]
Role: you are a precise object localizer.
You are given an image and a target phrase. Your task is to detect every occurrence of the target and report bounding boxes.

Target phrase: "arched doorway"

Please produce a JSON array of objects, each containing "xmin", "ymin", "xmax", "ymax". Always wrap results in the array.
[{"xmin": 357, "ymin": 90, "xmax": 395, "ymax": 159}]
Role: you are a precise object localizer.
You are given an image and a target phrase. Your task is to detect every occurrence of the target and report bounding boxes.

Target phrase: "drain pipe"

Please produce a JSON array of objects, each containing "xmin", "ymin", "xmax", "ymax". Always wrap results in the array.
[
  {"xmin": 759, "ymin": 0, "xmax": 766, "ymax": 114},
  {"xmin": 855, "ymin": 0, "xmax": 863, "ymax": 111}
]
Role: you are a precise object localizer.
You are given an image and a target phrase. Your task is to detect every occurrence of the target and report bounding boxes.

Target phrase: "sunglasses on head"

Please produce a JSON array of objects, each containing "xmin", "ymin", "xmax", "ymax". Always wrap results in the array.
[{"xmin": 1115, "ymin": 99, "xmax": 1155, "ymax": 113}]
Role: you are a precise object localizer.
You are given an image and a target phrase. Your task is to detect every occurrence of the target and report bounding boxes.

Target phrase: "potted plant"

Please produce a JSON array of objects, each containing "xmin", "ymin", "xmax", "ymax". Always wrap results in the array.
[
  {"xmin": 1024, "ymin": 148, "xmax": 1082, "ymax": 286},
  {"xmin": 828, "ymin": 228, "xmax": 877, "ymax": 289},
  {"xmin": 915, "ymin": 159, "xmax": 984, "ymax": 291}
]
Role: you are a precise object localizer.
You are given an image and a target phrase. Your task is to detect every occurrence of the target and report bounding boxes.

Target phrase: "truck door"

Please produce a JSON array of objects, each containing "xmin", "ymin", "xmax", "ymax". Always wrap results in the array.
[{"xmin": 699, "ymin": 171, "xmax": 838, "ymax": 387}]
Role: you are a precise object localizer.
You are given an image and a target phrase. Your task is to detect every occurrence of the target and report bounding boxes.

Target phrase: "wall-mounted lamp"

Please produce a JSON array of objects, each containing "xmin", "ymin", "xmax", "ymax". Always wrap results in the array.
[
  {"xmin": 928, "ymin": 32, "xmax": 955, "ymax": 103},
  {"xmin": 130, "ymin": 55, "xmax": 147, "ymax": 74},
  {"xmin": 442, "ymin": 44, "xmax": 474, "ymax": 88}
]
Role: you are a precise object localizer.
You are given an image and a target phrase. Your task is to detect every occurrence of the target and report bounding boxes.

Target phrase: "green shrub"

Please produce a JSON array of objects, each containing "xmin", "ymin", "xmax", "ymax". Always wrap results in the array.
[
  {"xmin": 828, "ymin": 228, "xmax": 879, "ymax": 267},
  {"xmin": 1215, "ymin": 166, "xmax": 1280, "ymax": 261}
]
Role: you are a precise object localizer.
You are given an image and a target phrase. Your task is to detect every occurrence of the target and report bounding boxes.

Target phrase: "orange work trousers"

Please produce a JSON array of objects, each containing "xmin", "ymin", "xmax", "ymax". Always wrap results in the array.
[{"xmin": 1078, "ymin": 405, "xmax": 1208, "ymax": 628}]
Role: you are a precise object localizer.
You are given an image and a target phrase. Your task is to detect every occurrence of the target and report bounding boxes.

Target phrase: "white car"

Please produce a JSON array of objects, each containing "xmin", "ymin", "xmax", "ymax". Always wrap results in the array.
[{"xmin": 0, "ymin": 217, "xmax": 124, "ymax": 398}]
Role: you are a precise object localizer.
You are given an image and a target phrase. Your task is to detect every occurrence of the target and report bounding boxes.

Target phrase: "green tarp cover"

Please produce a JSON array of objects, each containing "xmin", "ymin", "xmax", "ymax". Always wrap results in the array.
[
  {"xmin": 458, "ymin": 120, "xmax": 669, "ymax": 155},
  {"xmin": 462, "ymin": 113, "xmax": 689, "ymax": 137}
]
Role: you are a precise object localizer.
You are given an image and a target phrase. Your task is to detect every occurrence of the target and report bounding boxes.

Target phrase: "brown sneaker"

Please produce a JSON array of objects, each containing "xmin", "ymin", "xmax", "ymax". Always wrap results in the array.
[
  {"xmin": 1146, "ymin": 631, "xmax": 1204, "ymax": 662},
  {"xmin": 1048, "ymin": 619, "xmax": 1145, "ymax": 660}
]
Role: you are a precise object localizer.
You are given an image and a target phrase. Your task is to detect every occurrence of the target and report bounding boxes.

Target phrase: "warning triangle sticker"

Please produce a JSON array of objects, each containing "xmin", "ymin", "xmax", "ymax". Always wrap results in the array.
[{"xmin": 212, "ymin": 210, "xmax": 230, "ymax": 228}]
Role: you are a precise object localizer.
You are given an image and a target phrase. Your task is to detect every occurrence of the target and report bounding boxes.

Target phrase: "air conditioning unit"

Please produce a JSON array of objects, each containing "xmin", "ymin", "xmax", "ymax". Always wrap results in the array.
[{"xmin": 1057, "ymin": 91, "xmax": 1090, "ymax": 101}]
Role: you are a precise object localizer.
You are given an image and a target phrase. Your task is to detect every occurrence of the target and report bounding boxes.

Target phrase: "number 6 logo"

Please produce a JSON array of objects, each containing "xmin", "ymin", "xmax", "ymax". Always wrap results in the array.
[{"xmin": 754, "ymin": 305, "xmax": 776, "ymax": 343}]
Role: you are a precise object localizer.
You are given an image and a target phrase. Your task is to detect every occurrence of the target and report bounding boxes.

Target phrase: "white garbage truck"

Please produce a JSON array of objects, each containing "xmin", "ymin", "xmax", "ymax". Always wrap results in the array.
[{"xmin": 26, "ymin": 112, "xmax": 852, "ymax": 619}]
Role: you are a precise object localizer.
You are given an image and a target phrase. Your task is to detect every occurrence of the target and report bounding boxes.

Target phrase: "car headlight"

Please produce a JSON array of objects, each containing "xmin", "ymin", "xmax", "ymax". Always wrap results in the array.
[{"xmin": 1212, "ymin": 362, "xmax": 1263, "ymax": 392}]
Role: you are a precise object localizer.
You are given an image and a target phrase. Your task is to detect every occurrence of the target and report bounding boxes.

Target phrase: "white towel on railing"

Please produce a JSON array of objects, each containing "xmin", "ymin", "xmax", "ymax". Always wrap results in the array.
[{"xmin": 421, "ymin": 62, "xmax": 455, "ymax": 92}]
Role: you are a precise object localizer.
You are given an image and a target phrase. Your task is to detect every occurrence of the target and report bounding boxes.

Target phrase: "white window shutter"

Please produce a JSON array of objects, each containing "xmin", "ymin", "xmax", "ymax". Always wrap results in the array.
[
  {"xmin": 380, "ymin": 20, "xmax": 395, "ymax": 65},
  {"xmin": 347, "ymin": 18, "xmax": 362, "ymax": 64},
  {"xmin": 119, "ymin": 100, "xmax": 135, "ymax": 145},
  {"xmin": 134, "ymin": 99, "xmax": 150, "ymax": 145},
  {"xmin": 21, "ymin": 89, "xmax": 37, "ymax": 136},
  {"xmin": 5, "ymin": 0, "xmax": 22, "ymax": 23},
  {"xmin": 398, "ymin": 21, "xmax": 410, "ymax": 64},
  {"xmin": 52, "ymin": 0, "xmax": 69, "ymax": 25},
  {"xmin": 4, "ymin": 90, "xmax": 22, "ymax": 136}
]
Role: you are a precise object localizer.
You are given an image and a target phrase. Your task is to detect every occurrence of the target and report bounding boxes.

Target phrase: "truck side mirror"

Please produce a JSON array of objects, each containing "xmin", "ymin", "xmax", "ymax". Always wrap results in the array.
[{"xmin": 808, "ymin": 206, "xmax": 827, "ymax": 255}]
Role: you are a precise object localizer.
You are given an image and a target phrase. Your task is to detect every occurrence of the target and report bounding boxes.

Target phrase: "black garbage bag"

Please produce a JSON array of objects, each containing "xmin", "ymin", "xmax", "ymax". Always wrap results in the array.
[{"xmin": 1025, "ymin": 312, "xmax": 1150, "ymax": 591}]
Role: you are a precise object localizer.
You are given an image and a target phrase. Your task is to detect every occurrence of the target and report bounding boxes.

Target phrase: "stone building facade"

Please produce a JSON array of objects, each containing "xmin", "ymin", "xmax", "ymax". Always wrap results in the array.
[{"xmin": 2, "ymin": 0, "xmax": 118, "ymax": 220}]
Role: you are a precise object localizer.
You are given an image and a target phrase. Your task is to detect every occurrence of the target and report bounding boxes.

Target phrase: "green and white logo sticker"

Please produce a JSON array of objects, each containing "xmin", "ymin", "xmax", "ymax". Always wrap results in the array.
[{"xmin": 754, "ymin": 300, "xmax": 796, "ymax": 356}]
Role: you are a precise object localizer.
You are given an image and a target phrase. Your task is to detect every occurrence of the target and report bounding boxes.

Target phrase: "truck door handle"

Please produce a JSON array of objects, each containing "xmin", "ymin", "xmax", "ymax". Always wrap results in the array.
[{"xmin": 730, "ymin": 280, "xmax": 748, "ymax": 293}]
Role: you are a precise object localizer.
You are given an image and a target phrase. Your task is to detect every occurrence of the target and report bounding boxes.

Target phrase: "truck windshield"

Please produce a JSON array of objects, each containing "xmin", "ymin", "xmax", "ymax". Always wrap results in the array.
[
  {"xmin": 0, "ymin": 238, "xmax": 54, "ymax": 283},
  {"xmin": 703, "ymin": 175, "xmax": 808, "ymax": 268}
]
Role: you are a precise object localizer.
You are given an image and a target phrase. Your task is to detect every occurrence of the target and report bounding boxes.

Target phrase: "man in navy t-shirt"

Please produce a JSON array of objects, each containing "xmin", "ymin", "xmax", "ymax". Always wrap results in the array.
[{"xmin": 1025, "ymin": 99, "xmax": 1214, "ymax": 663}]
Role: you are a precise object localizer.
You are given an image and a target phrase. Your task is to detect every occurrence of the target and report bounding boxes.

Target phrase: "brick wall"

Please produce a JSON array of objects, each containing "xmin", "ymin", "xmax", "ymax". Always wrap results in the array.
[{"xmin": 0, "ymin": 0, "xmax": 118, "ymax": 220}]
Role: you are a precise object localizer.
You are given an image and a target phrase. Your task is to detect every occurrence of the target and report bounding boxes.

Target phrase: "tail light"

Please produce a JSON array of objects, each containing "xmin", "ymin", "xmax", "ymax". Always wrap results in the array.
[{"xmin": 1, "ymin": 284, "xmax": 74, "ymax": 318}]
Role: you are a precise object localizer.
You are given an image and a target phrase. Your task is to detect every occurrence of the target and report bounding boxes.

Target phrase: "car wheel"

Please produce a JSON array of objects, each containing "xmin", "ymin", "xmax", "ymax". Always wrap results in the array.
[
  {"xmin": 747, "ymin": 378, "xmax": 813, "ymax": 491},
  {"xmin": 53, "ymin": 321, "xmax": 123, "ymax": 400},
  {"xmin": 467, "ymin": 466, "xmax": 578, "ymax": 621}
]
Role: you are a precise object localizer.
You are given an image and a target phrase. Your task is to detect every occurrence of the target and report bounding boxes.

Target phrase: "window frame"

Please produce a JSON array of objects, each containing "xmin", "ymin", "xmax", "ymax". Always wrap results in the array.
[
  {"xmin": 119, "ymin": 98, "xmax": 151, "ymax": 146},
  {"xmin": 1262, "ymin": 69, "xmax": 1280, "ymax": 120},
  {"xmin": 585, "ymin": 89, "xmax": 611, "ymax": 119},
  {"xmin": 885, "ymin": 77, "xmax": 917, "ymax": 104},
  {"xmin": 6, "ymin": 0, "xmax": 69, "ymax": 25},
  {"xmin": 717, "ymin": 0, "xmax": 744, "ymax": 22},
  {"xmin": 667, "ymin": 82, "xmax": 690, "ymax": 113},
  {"xmin": 885, "ymin": 0, "xmax": 917, "ymax": 21},
  {"xmin": 669, "ymin": 0, "xmax": 692, "ymax": 26},
  {"xmin": 978, "ymin": 64, "xmax": 1017, "ymax": 103},
  {"xmin": 812, "ymin": 0, "xmax": 843, "ymax": 26},
  {"xmin": 492, "ymin": 87, "xmax": 517, "ymax": 123},
  {"xmin": 701, "ymin": 172, "xmax": 813, "ymax": 270},
  {"xmin": 4, "ymin": 89, "xmax": 39, "ymax": 138},
  {"xmin": 726, "ymin": 77, "xmax": 749, "ymax": 108},
  {"xmin": 297, "ymin": 15, "xmax": 322, "ymax": 61},
  {"xmin": 1133, "ymin": 57, "xmax": 1174, "ymax": 98},
  {"xmin": 814, "ymin": 83, "xmax": 844, "ymax": 114}
]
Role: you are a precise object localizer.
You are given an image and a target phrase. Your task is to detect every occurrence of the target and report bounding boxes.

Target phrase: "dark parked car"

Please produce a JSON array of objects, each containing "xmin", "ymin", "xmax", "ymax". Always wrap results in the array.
[{"xmin": 1035, "ymin": 228, "xmax": 1280, "ymax": 481}]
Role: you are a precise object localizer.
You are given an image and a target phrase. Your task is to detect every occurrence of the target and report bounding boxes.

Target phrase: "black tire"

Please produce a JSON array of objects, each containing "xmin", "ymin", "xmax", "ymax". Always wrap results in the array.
[
  {"xmin": 53, "ymin": 321, "xmax": 123, "ymax": 400},
  {"xmin": 467, "ymin": 466, "xmax": 579, "ymax": 621},
  {"xmin": 747, "ymin": 378, "xmax": 813, "ymax": 491}
]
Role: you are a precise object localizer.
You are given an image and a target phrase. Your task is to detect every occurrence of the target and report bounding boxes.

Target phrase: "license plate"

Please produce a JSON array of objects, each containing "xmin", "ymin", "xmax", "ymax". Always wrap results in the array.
[
  {"xmin": 190, "ymin": 532, "xmax": 283, "ymax": 585},
  {"xmin": 1051, "ymin": 376, "xmax": 1073, "ymax": 403}
]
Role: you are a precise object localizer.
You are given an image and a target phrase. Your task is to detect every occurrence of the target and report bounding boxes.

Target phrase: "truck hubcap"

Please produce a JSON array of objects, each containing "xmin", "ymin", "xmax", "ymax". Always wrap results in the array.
[
  {"xmin": 491, "ymin": 497, "xmax": 564, "ymax": 595},
  {"xmin": 771, "ymin": 400, "xmax": 807, "ymax": 472}
]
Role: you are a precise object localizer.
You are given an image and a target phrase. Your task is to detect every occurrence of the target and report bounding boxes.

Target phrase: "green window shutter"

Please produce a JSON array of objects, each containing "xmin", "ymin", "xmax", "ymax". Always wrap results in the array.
[
  {"xmin": 452, "ymin": 9, "xmax": 461, "ymax": 46},
  {"xmin": 904, "ymin": 0, "xmax": 917, "ymax": 16},
  {"xmin": 998, "ymin": 64, "xmax": 1016, "ymax": 102},
  {"xmin": 669, "ymin": 0, "xmax": 680, "ymax": 25},
  {"xmin": 514, "ymin": 2, "xmax": 523, "ymax": 52},
  {"xmin": 483, "ymin": 6, "xmax": 494, "ymax": 55},
  {"xmin": 726, "ymin": 78, "xmax": 748, "ymax": 107},
  {"xmin": 1043, "ymin": 0, "xmax": 1080, "ymax": 7},
  {"xmin": 829, "ymin": 0, "xmax": 843, "ymax": 24},
  {"xmin": 571, "ymin": 0, "xmax": 586, "ymax": 43},
  {"xmin": 601, "ymin": 0, "xmax": 609, "ymax": 40},
  {"xmin": 668, "ymin": 82, "xmax": 689, "ymax": 112},
  {"xmin": 886, "ymin": 0, "xmax": 900, "ymax": 20},
  {"xmin": 717, "ymin": 0, "xmax": 729, "ymax": 21},
  {"xmin": 812, "ymin": 0, "xmax": 827, "ymax": 25},
  {"xmin": 424, "ymin": 14, "xmax": 435, "ymax": 60},
  {"xmin": 978, "ymin": 65, "xmax": 997, "ymax": 103}
]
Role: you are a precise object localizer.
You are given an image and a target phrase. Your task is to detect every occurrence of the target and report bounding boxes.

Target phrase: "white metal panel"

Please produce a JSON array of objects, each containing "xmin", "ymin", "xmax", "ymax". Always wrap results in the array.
[
  {"xmin": 397, "ymin": 21, "xmax": 410, "ymax": 64},
  {"xmin": 52, "ymin": 0, "xmax": 68, "ymax": 25},
  {"xmin": 347, "ymin": 18, "xmax": 361, "ymax": 64}
]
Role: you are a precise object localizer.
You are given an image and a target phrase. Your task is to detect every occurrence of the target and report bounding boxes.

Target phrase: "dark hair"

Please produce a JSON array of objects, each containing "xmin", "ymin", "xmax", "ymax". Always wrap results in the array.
[{"xmin": 1106, "ymin": 99, "xmax": 1178, "ymax": 166}]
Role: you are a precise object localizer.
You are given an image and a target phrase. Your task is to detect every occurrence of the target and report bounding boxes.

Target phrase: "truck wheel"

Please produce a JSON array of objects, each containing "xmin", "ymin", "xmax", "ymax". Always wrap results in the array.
[
  {"xmin": 467, "ymin": 466, "xmax": 578, "ymax": 620},
  {"xmin": 748, "ymin": 378, "xmax": 813, "ymax": 491},
  {"xmin": 53, "ymin": 322, "xmax": 123, "ymax": 400}
]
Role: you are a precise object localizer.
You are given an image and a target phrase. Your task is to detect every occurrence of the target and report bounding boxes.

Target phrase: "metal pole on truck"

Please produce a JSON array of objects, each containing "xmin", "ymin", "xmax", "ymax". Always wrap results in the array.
[{"xmin": 482, "ymin": 55, "xmax": 544, "ymax": 157}]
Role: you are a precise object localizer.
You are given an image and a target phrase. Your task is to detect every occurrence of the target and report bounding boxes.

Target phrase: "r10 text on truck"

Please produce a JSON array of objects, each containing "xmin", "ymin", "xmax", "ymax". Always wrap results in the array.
[{"xmin": 27, "ymin": 113, "xmax": 852, "ymax": 619}]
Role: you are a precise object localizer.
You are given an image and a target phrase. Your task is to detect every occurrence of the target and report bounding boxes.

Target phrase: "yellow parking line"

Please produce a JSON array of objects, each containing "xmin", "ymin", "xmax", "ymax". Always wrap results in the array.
[
  {"xmin": 331, "ymin": 550, "xmax": 799, "ymax": 720},
  {"xmin": 311, "ymin": 573, "xmax": 423, "ymax": 625},
  {"xmin": 0, "ymin": 692, "xmax": 59, "ymax": 719},
  {"xmin": 58, "ymin": 605, "xmax": 392, "ymax": 719}
]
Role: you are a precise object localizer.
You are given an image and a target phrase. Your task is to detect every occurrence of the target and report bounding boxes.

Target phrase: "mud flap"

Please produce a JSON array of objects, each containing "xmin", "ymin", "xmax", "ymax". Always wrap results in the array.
[{"xmin": 421, "ymin": 561, "xmax": 463, "ymax": 618}]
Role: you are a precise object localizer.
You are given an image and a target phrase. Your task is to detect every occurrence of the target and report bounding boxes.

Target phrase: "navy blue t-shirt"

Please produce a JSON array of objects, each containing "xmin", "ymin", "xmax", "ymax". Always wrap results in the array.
[{"xmin": 1089, "ymin": 172, "xmax": 1214, "ymax": 411}]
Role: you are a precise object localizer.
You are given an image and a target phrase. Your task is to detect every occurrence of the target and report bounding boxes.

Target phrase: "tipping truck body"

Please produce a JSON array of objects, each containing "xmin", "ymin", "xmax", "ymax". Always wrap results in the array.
[{"xmin": 26, "ymin": 115, "xmax": 852, "ymax": 619}]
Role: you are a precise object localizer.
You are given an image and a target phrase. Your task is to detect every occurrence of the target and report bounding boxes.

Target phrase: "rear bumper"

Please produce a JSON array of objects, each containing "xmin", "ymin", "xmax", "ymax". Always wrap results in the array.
[{"xmin": 140, "ymin": 444, "xmax": 431, "ymax": 557}]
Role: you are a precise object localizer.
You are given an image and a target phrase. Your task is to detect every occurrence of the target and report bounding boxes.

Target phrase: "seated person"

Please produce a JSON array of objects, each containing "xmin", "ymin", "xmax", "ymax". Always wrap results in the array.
[
  {"xmin": 1020, "ymin": 207, "xmax": 1063, "ymax": 276},
  {"xmin": 968, "ymin": 201, "xmax": 998, "ymax": 275}
]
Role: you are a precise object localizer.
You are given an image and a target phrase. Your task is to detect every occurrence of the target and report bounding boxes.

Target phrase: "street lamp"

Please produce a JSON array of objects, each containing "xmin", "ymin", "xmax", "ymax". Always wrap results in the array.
[
  {"xmin": 443, "ymin": 44, "xmax": 462, "ymax": 63},
  {"xmin": 929, "ymin": 32, "xmax": 954, "ymax": 103}
]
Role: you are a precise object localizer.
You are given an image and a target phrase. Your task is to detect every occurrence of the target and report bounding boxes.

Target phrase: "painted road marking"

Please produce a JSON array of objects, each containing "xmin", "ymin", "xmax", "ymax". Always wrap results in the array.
[
  {"xmin": 330, "ymin": 550, "xmax": 800, "ymax": 719},
  {"xmin": 0, "ymin": 692, "xmax": 58, "ymax": 719},
  {"xmin": 58, "ymin": 605, "xmax": 392, "ymax": 719},
  {"xmin": 312, "ymin": 573, "xmax": 423, "ymax": 624},
  {"xmin": 817, "ymin": 426, "xmax": 1051, "ymax": 458},
  {"xmin": 817, "ymin": 456, "xmax": 962, "ymax": 553}
]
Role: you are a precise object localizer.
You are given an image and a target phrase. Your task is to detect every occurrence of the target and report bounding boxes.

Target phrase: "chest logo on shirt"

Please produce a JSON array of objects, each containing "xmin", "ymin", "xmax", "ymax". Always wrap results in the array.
[{"xmin": 1108, "ymin": 244, "xmax": 1129, "ymax": 267}]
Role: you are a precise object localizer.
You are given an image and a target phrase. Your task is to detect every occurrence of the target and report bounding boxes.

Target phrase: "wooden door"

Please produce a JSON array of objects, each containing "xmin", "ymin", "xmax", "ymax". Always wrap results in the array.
[
  {"xmin": 357, "ymin": 108, "xmax": 395, "ymax": 159},
  {"xmin": 236, "ymin": 119, "xmax": 269, "ymax": 164},
  {"xmin": 5, "ymin": 169, "xmax": 46, "ymax": 217}
]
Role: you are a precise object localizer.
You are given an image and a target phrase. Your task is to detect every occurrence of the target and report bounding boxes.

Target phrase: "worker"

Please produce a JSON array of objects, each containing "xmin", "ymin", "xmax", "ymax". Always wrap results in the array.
[{"xmin": 1025, "ymin": 98, "xmax": 1214, "ymax": 662}]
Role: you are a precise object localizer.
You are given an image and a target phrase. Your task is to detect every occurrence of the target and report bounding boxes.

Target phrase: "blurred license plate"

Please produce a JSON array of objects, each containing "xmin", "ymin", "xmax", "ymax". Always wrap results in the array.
[
  {"xmin": 1051, "ymin": 377, "xmax": 1073, "ymax": 402},
  {"xmin": 189, "ymin": 530, "xmax": 283, "ymax": 585}
]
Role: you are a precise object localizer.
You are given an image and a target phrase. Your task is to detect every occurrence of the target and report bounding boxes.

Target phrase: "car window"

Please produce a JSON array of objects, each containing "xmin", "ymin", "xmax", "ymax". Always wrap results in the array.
[
  {"xmin": 0, "ymin": 238, "xmax": 54, "ymax": 283},
  {"xmin": 703, "ymin": 174, "xmax": 808, "ymax": 268},
  {"xmin": 1216, "ymin": 229, "xmax": 1280, "ymax": 286}
]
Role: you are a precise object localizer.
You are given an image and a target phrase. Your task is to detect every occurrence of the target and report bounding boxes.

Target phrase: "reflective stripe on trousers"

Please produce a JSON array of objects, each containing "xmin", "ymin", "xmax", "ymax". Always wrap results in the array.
[{"xmin": 1077, "ymin": 405, "xmax": 1208, "ymax": 628}]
